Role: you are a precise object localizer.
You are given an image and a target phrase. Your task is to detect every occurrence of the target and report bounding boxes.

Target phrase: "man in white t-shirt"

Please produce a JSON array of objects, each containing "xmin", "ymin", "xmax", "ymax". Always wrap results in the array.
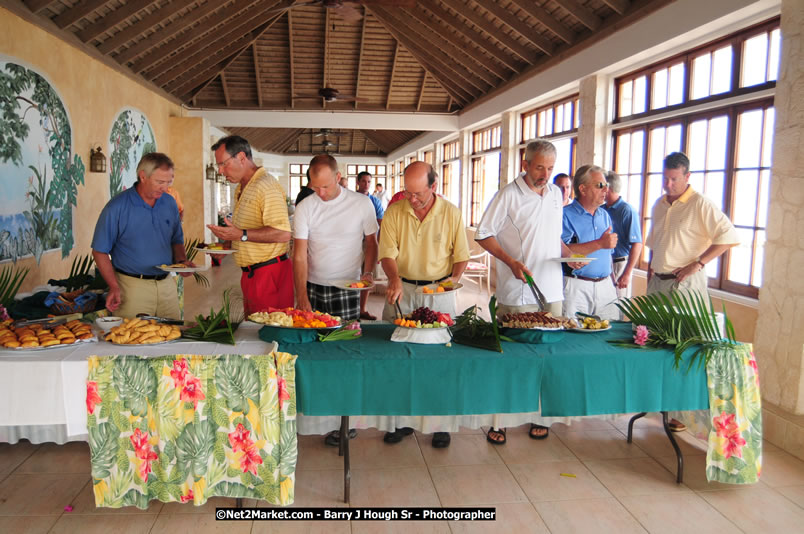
[
  {"xmin": 293, "ymin": 155, "xmax": 379, "ymax": 321},
  {"xmin": 475, "ymin": 138, "xmax": 579, "ymax": 445}
]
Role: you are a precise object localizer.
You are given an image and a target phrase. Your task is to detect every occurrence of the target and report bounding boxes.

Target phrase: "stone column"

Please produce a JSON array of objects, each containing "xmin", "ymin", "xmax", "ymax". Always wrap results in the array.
[
  {"xmin": 168, "ymin": 116, "xmax": 210, "ymax": 242},
  {"xmin": 499, "ymin": 110, "xmax": 517, "ymax": 186},
  {"xmin": 576, "ymin": 75, "xmax": 608, "ymax": 167},
  {"xmin": 755, "ymin": 0, "xmax": 804, "ymax": 416}
]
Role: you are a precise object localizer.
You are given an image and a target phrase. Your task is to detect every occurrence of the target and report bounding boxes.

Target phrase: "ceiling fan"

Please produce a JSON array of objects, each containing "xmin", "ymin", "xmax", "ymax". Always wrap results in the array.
[
  {"xmin": 312, "ymin": 140, "xmax": 339, "ymax": 149},
  {"xmin": 267, "ymin": 0, "xmax": 416, "ymax": 23},
  {"xmin": 313, "ymin": 128, "xmax": 346, "ymax": 137},
  {"xmin": 294, "ymin": 87, "xmax": 366, "ymax": 103}
]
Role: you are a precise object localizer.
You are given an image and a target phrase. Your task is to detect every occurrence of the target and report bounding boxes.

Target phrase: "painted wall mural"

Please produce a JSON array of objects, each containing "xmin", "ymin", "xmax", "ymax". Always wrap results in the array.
[
  {"xmin": 108, "ymin": 108, "xmax": 156, "ymax": 198},
  {"xmin": 0, "ymin": 59, "xmax": 84, "ymax": 264}
]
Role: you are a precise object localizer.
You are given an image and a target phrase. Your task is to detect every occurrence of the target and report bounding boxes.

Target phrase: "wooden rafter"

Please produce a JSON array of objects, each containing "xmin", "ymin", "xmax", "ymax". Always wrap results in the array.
[
  {"xmin": 288, "ymin": 9, "xmax": 295, "ymax": 108},
  {"xmin": 417, "ymin": 72, "xmax": 427, "ymax": 111},
  {"xmin": 354, "ymin": 8, "xmax": 368, "ymax": 110},
  {"xmin": 253, "ymin": 42, "xmax": 263, "ymax": 107},
  {"xmin": 509, "ymin": 0, "xmax": 575, "ymax": 44},
  {"xmin": 276, "ymin": 128, "xmax": 305, "ymax": 153},
  {"xmin": 114, "ymin": 1, "xmax": 229, "ymax": 64},
  {"xmin": 386, "ymin": 40, "xmax": 399, "ymax": 110},
  {"xmin": 351, "ymin": 130, "xmax": 356, "ymax": 153},
  {"xmin": 97, "ymin": 2, "xmax": 188, "ymax": 55},
  {"xmin": 76, "ymin": 0, "xmax": 160, "ymax": 43},
  {"xmin": 323, "ymin": 8, "xmax": 329, "ymax": 110},
  {"xmin": 421, "ymin": 1, "xmax": 522, "ymax": 72},
  {"xmin": 404, "ymin": 8, "xmax": 510, "ymax": 82},
  {"xmin": 446, "ymin": 96, "xmax": 453, "ymax": 112},
  {"xmin": 372, "ymin": 7, "xmax": 490, "ymax": 94},
  {"xmin": 370, "ymin": 9, "xmax": 477, "ymax": 103},
  {"xmin": 556, "ymin": 0, "xmax": 602, "ymax": 31},
  {"xmin": 439, "ymin": 0, "xmax": 541, "ymax": 63},
  {"xmin": 23, "ymin": 0, "xmax": 57, "ymax": 14},
  {"xmin": 600, "ymin": 0, "xmax": 630, "ymax": 15},
  {"xmin": 53, "ymin": 0, "xmax": 114, "ymax": 29},
  {"xmin": 220, "ymin": 71, "xmax": 230, "ymax": 107},
  {"xmin": 475, "ymin": 1, "xmax": 556, "ymax": 55}
]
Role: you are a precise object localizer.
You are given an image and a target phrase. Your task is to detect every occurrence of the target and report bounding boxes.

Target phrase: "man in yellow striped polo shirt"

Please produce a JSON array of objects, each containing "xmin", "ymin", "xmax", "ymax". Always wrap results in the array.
[{"xmin": 207, "ymin": 136, "xmax": 293, "ymax": 315}]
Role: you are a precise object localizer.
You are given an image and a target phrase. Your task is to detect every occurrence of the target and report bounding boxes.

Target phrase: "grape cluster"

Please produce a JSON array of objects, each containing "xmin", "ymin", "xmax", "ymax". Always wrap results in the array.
[{"xmin": 410, "ymin": 306, "xmax": 438, "ymax": 323}]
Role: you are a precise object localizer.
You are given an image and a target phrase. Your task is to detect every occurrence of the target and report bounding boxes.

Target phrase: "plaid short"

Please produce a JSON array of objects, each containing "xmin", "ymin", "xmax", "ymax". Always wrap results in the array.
[{"xmin": 306, "ymin": 282, "xmax": 360, "ymax": 321}]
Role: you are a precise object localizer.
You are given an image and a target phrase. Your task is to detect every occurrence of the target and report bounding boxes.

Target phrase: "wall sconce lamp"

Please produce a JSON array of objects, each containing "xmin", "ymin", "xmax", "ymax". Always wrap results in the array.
[
  {"xmin": 216, "ymin": 172, "xmax": 226, "ymax": 184},
  {"xmin": 90, "ymin": 146, "xmax": 107, "ymax": 173},
  {"xmin": 205, "ymin": 163, "xmax": 217, "ymax": 181}
]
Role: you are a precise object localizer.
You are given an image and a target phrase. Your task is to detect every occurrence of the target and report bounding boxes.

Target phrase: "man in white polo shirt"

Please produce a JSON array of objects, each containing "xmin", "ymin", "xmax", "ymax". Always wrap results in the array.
[{"xmin": 475, "ymin": 139, "xmax": 579, "ymax": 445}]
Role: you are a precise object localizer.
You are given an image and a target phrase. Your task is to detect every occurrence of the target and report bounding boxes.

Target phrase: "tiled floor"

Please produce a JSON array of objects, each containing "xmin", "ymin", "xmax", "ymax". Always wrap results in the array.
[{"xmin": 2, "ymin": 262, "xmax": 802, "ymax": 533}]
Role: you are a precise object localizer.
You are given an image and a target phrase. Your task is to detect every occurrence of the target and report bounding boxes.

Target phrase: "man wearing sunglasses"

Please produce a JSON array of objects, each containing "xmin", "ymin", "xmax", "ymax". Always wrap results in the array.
[{"xmin": 561, "ymin": 165, "xmax": 620, "ymax": 320}]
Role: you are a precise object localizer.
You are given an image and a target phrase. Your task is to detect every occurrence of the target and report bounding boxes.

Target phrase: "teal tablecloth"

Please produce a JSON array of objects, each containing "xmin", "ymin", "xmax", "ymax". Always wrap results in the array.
[{"xmin": 281, "ymin": 323, "xmax": 708, "ymax": 418}]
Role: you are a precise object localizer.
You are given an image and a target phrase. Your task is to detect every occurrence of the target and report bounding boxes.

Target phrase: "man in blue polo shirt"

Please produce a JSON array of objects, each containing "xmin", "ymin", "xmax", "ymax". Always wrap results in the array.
[
  {"xmin": 92, "ymin": 152, "xmax": 194, "ymax": 319},
  {"xmin": 561, "ymin": 165, "xmax": 619, "ymax": 320},
  {"xmin": 603, "ymin": 170, "xmax": 643, "ymax": 298}
]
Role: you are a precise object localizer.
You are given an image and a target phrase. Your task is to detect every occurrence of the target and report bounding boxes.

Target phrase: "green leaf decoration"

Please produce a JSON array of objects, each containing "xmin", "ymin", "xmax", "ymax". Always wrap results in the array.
[
  {"xmin": 227, "ymin": 466, "xmax": 242, "ymax": 479},
  {"xmin": 167, "ymin": 465, "xmax": 184, "ymax": 485},
  {"xmin": 162, "ymin": 441, "xmax": 176, "ymax": 462},
  {"xmin": 89, "ymin": 422, "xmax": 120, "ymax": 479},
  {"xmin": 255, "ymin": 482, "xmax": 279, "ymax": 503},
  {"xmin": 86, "ymin": 414, "xmax": 97, "ymax": 429},
  {"xmin": 115, "ymin": 446, "xmax": 129, "ymax": 474},
  {"xmin": 209, "ymin": 481, "xmax": 260, "ymax": 499},
  {"xmin": 175, "ymin": 420, "xmax": 216, "ymax": 479},
  {"xmin": 112, "ymin": 357, "xmax": 157, "ymax": 417},
  {"xmin": 121, "ymin": 489, "xmax": 151, "ymax": 509},
  {"xmin": 154, "ymin": 379, "xmax": 182, "ymax": 441},
  {"xmin": 257, "ymin": 464, "xmax": 276, "ymax": 486},
  {"xmin": 260, "ymin": 381, "xmax": 280, "ymax": 441},
  {"xmin": 213, "ymin": 432, "xmax": 227, "ymax": 463},
  {"xmin": 109, "ymin": 402, "xmax": 131, "ymax": 433},
  {"xmin": 206, "ymin": 457, "xmax": 227, "ymax": 489},
  {"xmin": 214, "ymin": 355, "xmax": 260, "ymax": 414},
  {"xmin": 278, "ymin": 420, "xmax": 298, "ymax": 477},
  {"xmin": 108, "ymin": 469, "xmax": 133, "ymax": 505}
]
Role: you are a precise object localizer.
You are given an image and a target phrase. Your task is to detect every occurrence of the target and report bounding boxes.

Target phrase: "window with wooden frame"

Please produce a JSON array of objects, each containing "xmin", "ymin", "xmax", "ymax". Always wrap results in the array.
[
  {"xmin": 289, "ymin": 163, "xmax": 309, "ymax": 202},
  {"xmin": 470, "ymin": 124, "xmax": 502, "ymax": 226},
  {"xmin": 442, "ymin": 140, "xmax": 459, "ymax": 161},
  {"xmin": 441, "ymin": 140, "xmax": 460, "ymax": 208},
  {"xmin": 423, "ymin": 150, "xmax": 434, "ymax": 164},
  {"xmin": 520, "ymin": 95, "xmax": 580, "ymax": 143}
]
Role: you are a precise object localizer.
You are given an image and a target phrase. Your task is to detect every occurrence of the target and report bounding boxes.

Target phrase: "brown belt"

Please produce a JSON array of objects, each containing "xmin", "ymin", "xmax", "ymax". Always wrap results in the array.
[
  {"xmin": 654, "ymin": 272, "xmax": 677, "ymax": 280},
  {"xmin": 613, "ymin": 257, "xmax": 627, "ymax": 263},
  {"xmin": 566, "ymin": 274, "xmax": 607, "ymax": 282}
]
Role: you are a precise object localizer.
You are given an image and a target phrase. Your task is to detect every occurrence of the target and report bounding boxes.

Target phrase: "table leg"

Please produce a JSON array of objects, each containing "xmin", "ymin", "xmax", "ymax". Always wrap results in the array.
[
  {"xmin": 340, "ymin": 415, "xmax": 350, "ymax": 503},
  {"xmin": 236, "ymin": 498, "xmax": 243, "ymax": 508},
  {"xmin": 627, "ymin": 412, "xmax": 647, "ymax": 443},
  {"xmin": 661, "ymin": 411, "xmax": 684, "ymax": 483}
]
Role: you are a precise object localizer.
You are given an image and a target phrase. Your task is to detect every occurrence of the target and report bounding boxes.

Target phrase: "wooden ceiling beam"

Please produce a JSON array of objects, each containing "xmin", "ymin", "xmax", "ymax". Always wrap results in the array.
[
  {"xmin": 369, "ymin": 9, "xmax": 479, "ymax": 102},
  {"xmin": 221, "ymin": 72, "xmax": 230, "ymax": 107},
  {"xmin": 114, "ymin": 1, "xmax": 231, "ymax": 64},
  {"xmin": 556, "ymin": 0, "xmax": 602, "ymax": 31},
  {"xmin": 53, "ymin": 0, "xmax": 114, "ymax": 29},
  {"xmin": 439, "ymin": 0, "xmax": 542, "ymax": 63},
  {"xmin": 404, "ymin": 7, "xmax": 511, "ymax": 81},
  {"xmin": 288, "ymin": 9, "xmax": 295, "ymax": 108},
  {"xmin": 354, "ymin": 9, "xmax": 368, "ymax": 110},
  {"xmin": 600, "ymin": 0, "xmax": 629, "ymax": 15},
  {"xmin": 474, "ymin": 1, "xmax": 556, "ymax": 55},
  {"xmin": 362, "ymin": 130, "xmax": 395, "ymax": 154},
  {"xmin": 446, "ymin": 96, "xmax": 453, "ymax": 112},
  {"xmin": 417, "ymin": 72, "xmax": 427, "ymax": 111},
  {"xmin": 76, "ymin": 0, "xmax": 160, "ymax": 43},
  {"xmin": 323, "ymin": 8, "xmax": 330, "ymax": 110},
  {"xmin": 385, "ymin": 41, "xmax": 399, "ymax": 110},
  {"xmin": 23, "ymin": 0, "xmax": 58, "ymax": 14},
  {"xmin": 351, "ymin": 130, "xmax": 356, "ymax": 154},
  {"xmin": 275, "ymin": 128, "xmax": 305, "ymax": 153},
  {"xmin": 421, "ymin": 1, "xmax": 522, "ymax": 72},
  {"xmin": 252, "ymin": 43, "xmax": 263, "ymax": 107},
  {"xmin": 509, "ymin": 0, "xmax": 575, "ymax": 44},
  {"xmin": 97, "ymin": 2, "xmax": 187, "ymax": 55}
]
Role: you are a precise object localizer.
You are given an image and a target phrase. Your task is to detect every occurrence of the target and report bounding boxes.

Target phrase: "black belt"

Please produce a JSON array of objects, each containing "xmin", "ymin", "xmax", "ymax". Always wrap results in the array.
[
  {"xmin": 565, "ymin": 274, "xmax": 607, "ymax": 282},
  {"xmin": 654, "ymin": 272, "xmax": 677, "ymax": 280},
  {"xmin": 613, "ymin": 257, "xmax": 627, "ymax": 263},
  {"xmin": 401, "ymin": 275, "xmax": 450, "ymax": 286},
  {"xmin": 115, "ymin": 268, "xmax": 168, "ymax": 281},
  {"xmin": 241, "ymin": 254, "xmax": 289, "ymax": 278}
]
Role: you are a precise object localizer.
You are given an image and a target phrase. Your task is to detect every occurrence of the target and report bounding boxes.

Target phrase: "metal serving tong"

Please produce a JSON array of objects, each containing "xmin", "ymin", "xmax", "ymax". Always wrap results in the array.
[
  {"xmin": 393, "ymin": 300, "xmax": 404, "ymax": 320},
  {"xmin": 523, "ymin": 273, "xmax": 548, "ymax": 310},
  {"xmin": 14, "ymin": 317, "xmax": 68, "ymax": 328},
  {"xmin": 136, "ymin": 314, "xmax": 185, "ymax": 325}
]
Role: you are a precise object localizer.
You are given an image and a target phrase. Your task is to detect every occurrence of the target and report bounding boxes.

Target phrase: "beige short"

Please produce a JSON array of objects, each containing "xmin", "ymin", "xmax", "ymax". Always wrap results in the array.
[{"xmin": 115, "ymin": 273, "xmax": 181, "ymax": 319}]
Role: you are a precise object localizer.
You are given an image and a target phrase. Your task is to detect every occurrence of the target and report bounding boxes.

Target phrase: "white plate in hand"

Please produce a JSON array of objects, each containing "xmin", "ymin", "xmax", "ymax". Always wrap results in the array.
[
  {"xmin": 415, "ymin": 282, "xmax": 463, "ymax": 294},
  {"xmin": 157, "ymin": 264, "xmax": 209, "ymax": 273},
  {"xmin": 552, "ymin": 257, "xmax": 597, "ymax": 263},
  {"xmin": 195, "ymin": 247, "xmax": 237, "ymax": 255},
  {"xmin": 333, "ymin": 279, "xmax": 375, "ymax": 291}
]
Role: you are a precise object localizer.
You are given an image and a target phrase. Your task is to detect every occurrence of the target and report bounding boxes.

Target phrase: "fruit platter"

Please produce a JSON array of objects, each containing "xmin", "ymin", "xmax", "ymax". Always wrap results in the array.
[
  {"xmin": 249, "ymin": 307, "xmax": 341, "ymax": 329},
  {"xmin": 499, "ymin": 311, "xmax": 578, "ymax": 330},
  {"xmin": 335, "ymin": 279, "xmax": 374, "ymax": 291},
  {"xmin": 393, "ymin": 306, "xmax": 454, "ymax": 329},
  {"xmin": 418, "ymin": 280, "xmax": 462, "ymax": 294},
  {"xmin": 572, "ymin": 315, "xmax": 611, "ymax": 331},
  {"xmin": 0, "ymin": 318, "xmax": 96, "ymax": 350},
  {"xmin": 195, "ymin": 242, "xmax": 236, "ymax": 255}
]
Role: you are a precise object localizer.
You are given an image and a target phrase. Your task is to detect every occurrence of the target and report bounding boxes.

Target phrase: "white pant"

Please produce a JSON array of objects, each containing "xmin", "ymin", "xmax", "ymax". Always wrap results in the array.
[
  {"xmin": 612, "ymin": 258, "xmax": 631, "ymax": 299},
  {"xmin": 562, "ymin": 276, "xmax": 619, "ymax": 321}
]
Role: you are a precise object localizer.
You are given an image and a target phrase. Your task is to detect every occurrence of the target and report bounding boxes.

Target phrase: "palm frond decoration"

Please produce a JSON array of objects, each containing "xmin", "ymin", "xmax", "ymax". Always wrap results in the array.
[
  {"xmin": 0, "ymin": 264, "xmax": 29, "ymax": 308},
  {"xmin": 613, "ymin": 289, "xmax": 736, "ymax": 371},
  {"xmin": 184, "ymin": 238, "xmax": 209, "ymax": 288},
  {"xmin": 65, "ymin": 254, "xmax": 95, "ymax": 291}
]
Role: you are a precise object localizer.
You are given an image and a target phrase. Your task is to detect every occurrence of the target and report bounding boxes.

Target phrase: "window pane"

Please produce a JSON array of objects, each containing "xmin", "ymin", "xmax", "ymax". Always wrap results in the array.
[
  {"xmin": 707, "ymin": 116, "xmax": 729, "ymax": 170},
  {"xmin": 575, "ymin": 100, "xmax": 581, "ymax": 128},
  {"xmin": 555, "ymin": 105, "xmax": 564, "ymax": 133},
  {"xmin": 620, "ymin": 80, "xmax": 633, "ymax": 117},
  {"xmin": 545, "ymin": 109, "xmax": 554, "ymax": 135},
  {"xmin": 643, "ymin": 219, "xmax": 653, "ymax": 262},
  {"xmin": 688, "ymin": 171, "xmax": 704, "ymax": 194},
  {"xmin": 733, "ymin": 170, "xmax": 759, "ymax": 226},
  {"xmin": 630, "ymin": 130, "xmax": 645, "ymax": 174},
  {"xmin": 633, "ymin": 76, "xmax": 647, "ymax": 114},
  {"xmin": 666, "ymin": 124, "xmax": 682, "ymax": 154},
  {"xmin": 757, "ymin": 169, "xmax": 771, "ymax": 228},
  {"xmin": 616, "ymin": 133, "xmax": 631, "ymax": 174},
  {"xmin": 553, "ymin": 138, "xmax": 572, "ymax": 176},
  {"xmin": 705, "ymin": 171, "xmax": 725, "ymax": 211},
  {"xmin": 652, "ymin": 68, "xmax": 668, "ymax": 109},
  {"xmin": 626, "ymin": 175, "xmax": 643, "ymax": 218},
  {"xmin": 649, "ymin": 127, "xmax": 666, "ymax": 173},
  {"xmin": 346, "ymin": 164, "xmax": 355, "ymax": 174},
  {"xmin": 290, "ymin": 164, "xmax": 301, "ymax": 174},
  {"xmin": 538, "ymin": 111, "xmax": 546, "ymax": 136},
  {"xmin": 768, "ymin": 29, "xmax": 781, "ymax": 81},
  {"xmin": 736, "ymin": 109, "xmax": 764, "ymax": 168},
  {"xmin": 706, "ymin": 257, "xmax": 720, "ymax": 279},
  {"xmin": 348, "ymin": 177, "xmax": 357, "ymax": 191},
  {"xmin": 647, "ymin": 173, "xmax": 663, "ymax": 209},
  {"xmin": 692, "ymin": 53, "xmax": 711, "ymax": 99},
  {"xmin": 762, "ymin": 108, "xmax": 775, "ymax": 167},
  {"xmin": 688, "ymin": 120, "xmax": 707, "ymax": 171},
  {"xmin": 711, "ymin": 45, "xmax": 733, "ymax": 95},
  {"xmin": 753, "ymin": 230, "xmax": 766, "ymax": 286},
  {"xmin": 668, "ymin": 63, "xmax": 685, "ymax": 105},
  {"xmin": 564, "ymin": 102, "xmax": 574, "ymax": 131},
  {"xmin": 742, "ymin": 33, "xmax": 769, "ymax": 87},
  {"xmin": 727, "ymin": 228, "xmax": 755, "ymax": 285}
]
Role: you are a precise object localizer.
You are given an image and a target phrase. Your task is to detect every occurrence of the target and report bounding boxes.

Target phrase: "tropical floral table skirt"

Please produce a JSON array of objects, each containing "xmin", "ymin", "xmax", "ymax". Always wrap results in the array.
[{"xmin": 86, "ymin": 351, "xmax": 297, "ymax": 508}]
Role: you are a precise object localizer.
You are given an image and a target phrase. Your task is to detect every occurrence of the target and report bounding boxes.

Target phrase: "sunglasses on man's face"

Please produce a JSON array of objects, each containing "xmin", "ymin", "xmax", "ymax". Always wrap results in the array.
[{"xmin": 588, "ymin": 182, "xmax": 609, "ymax": 189}]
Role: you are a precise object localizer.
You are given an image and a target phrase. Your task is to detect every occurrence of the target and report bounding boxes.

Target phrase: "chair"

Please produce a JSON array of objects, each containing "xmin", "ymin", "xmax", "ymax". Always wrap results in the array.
[{"xmin": 463, "ymin": 250, "xmax": 491, "ymax": 294}]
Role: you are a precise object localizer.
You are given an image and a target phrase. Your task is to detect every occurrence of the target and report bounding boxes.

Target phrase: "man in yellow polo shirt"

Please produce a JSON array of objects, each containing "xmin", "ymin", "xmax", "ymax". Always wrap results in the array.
[
  {"xmin": 207, "ymin": 136, "xmax": 293, "ymax": 315},
  {"xmin": 378, "ymin": 161, "xmax": 470, "ymax": 448}
]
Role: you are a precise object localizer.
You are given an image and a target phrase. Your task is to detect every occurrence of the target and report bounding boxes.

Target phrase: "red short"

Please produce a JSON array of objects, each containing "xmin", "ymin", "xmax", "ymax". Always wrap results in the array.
[{"xmin": 240, "ymin": 256, "xmax": 294, "ymax": 315}]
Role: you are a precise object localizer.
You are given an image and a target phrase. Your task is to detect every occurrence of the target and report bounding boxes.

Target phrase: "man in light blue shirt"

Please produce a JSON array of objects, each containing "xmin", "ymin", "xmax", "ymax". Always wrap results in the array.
[
  {"xmin": 603, "ymin": 171, "xmax": 643, "ymax": 298},
  {"xmin": 561, "ymin": 165, "xmax": 619, "ymax": 320}
]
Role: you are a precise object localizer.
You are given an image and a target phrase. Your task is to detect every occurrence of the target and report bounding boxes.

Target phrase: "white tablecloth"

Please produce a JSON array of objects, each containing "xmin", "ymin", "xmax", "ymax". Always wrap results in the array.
[{"xmin": 0, "ymin": 322, "xmax": 277, "ymax": 443}]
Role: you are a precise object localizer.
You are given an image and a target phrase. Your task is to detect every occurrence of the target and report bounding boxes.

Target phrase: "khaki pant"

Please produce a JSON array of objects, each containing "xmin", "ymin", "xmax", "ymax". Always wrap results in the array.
[
  {"xmin": 116, "ymin": 273, "xmax": 181, "ymax": 319},
  {"xmin": 562, "ymin": 276, "xmax": 620, "ymax": 321},
  {"xmin": 496, "ymin": 301, "xmax": 563, "ymax": 318},
  {"xmin": 646, "ymin": 268, "xmax": 710, "ymax": 308}
]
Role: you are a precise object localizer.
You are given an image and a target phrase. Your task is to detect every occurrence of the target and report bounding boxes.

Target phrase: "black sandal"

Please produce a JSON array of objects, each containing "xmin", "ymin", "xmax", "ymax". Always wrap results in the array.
[
  {"xmin": 528, "ymin": 423, "xmax": 549, "ymax": 440},
  {"xmin": 486, "ymin": 427, "xmax": 506, "ymax": 445}
]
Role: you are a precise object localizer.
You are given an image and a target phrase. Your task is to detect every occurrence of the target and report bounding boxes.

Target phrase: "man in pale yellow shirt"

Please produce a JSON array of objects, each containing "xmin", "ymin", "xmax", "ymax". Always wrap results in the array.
[
  {"xmin": 207, "ymin": 135, "xmax": 292, "ymax": 314},
  {"xmin": 378, "ymin": 161, "xmax": 470, "ymax": 449}
]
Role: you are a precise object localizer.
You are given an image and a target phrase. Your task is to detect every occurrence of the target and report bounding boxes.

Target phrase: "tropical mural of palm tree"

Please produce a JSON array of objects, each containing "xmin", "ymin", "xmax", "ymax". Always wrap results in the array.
[{"xmin": 108, "ymin": 108, "xmax": 156, "ymax": 198}]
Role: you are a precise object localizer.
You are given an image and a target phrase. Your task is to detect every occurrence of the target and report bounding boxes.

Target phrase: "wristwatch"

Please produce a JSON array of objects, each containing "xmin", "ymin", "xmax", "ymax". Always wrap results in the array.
[{"xmin": 240, "ymin": 229, "xmax": 248, "ymax": 242}]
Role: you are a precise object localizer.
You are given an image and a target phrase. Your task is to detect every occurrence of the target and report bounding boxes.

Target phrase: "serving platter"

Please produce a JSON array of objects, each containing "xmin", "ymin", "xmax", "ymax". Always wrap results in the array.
[
  {"xmin": 157, "ymin": 264, "xmax": 209, "ymax": 273},
  {"xmin": 333, "ymin": 279, "xmax": 375, "ymax": 291},
  {"xmin": 552, "ymin": 257, "xmax": 596, "ymax": 263},
  {"xmin": 194, "ymin": 247, "xmax": 237, "ymax": 255},
  {"xmin": 416, "ymin": 282, "xmax": 463, "ymax": 294},
  {"xmin": 570, "ymin": 325, "xmax": 612, "ymax": 333},
  {"xmin": 245, "ymin": 320, "xmax": 341, "ymax": 330}
]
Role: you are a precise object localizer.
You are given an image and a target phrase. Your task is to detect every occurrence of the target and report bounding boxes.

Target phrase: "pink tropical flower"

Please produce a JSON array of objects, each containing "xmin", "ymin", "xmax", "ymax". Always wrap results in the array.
[
  {"xmin": 130, "ymin": 428, "xmax": 158, "ymax": 481},
  {"xmin": 180, "ymin": 376, "xmax": 205, "ymax": 409},
  {"xmin": 180, "ymin": 489, "xmax": 194, "ymax": 503},
  {"xmin": 86, "ymin": 381, "xmax": 102, "ymax": 415},
  {"xmin": 712, "ymin": 413, "xmax": 739, "ymax": 438},
  {"xmin": 170, "ymin": 359, "xmax": 189, "ymax": 388},
  {"xmin": 130, "ymin": 428, "xmax": 150, "ymax": 451},
  {"xmin": 277, "ymin": 376, "xmax": 290, "ymax": 410},
  {"xmin": 723, "ymin": 433, "xmax": 747, "ymax": 459},
  {"xmin": 228, "ymin": 423, "xmax": 251, "ymax": 452},
  {"xmin": 633, "ymin": 325, "xmax": 650, "ymax": 346},
  {"xmin": 240, "ymin": 443, "xmax": 263, "ymax": 475}
]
